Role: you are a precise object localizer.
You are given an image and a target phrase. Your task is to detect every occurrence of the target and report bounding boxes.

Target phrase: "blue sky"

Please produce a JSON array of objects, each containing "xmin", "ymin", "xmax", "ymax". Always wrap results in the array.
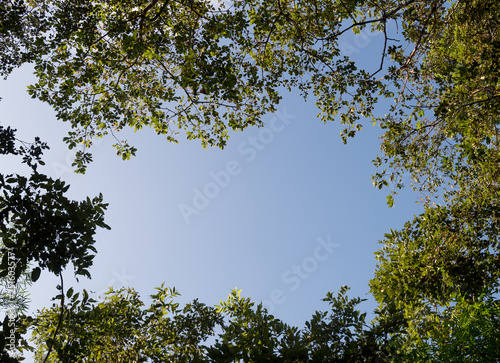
[{"xmin": 1, "ymin": 24, "xmax": 424, "ymax": 335}]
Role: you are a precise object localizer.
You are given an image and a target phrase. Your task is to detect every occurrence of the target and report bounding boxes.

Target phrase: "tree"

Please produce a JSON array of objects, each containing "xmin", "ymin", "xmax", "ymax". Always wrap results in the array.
[
  {"xmin": 0, "ymin": 124, "xmax": 111, "ymax": 360},
  {"xmin": 0, "ymin": 0, "xmax": 42, "ymax": 77},
  {"xmin": 364, "ymin": 1, "xmax": 500, "ymax": 348},
  {"xmin": 26, "ymin": 285, "xmax": 403, "ymax": 362},
  {"xmin": 0, "ymin": 238, "xmax": 32, "ymax": 342},
  {"xmin": 1, "ymin": 0, "xmax": 500, "ymax": 360},
  {"xmin": 0, "ymin": 125, "xmax": 110, "ymax": 281},
  {"xmin": 399, "ymin": 293, "xmax": 500, "ymax": 362},
  {"xmin": 4, "ymin": 0, "xmax": 499, "ymax": 210},
  {"xmin": 16, "ymin": 0, "xmax": 497, "ymax": 180},
  {"xmin": 370, "ymin": 200, "xmax": 500, "ymax": 361}
]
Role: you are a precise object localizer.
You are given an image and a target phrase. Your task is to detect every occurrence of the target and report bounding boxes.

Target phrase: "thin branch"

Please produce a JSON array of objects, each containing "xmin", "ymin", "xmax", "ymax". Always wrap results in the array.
[
  {"xmin": 338, "ymin": 0, "xmax": 357, "ymax": 23},
  {"xmin": 402, "ymin": 3, "xmax": 439, "ymax": 70},
  {"xmin": 261, "ymin": 7, "xmax": 284, "ymax": 55},
  {"xmin": 43, "ymin": 273, "xmax": 65, "ymax": 363},
  {"xmin": 459, "ymin": 94, "xmax": 500, "ymax": 108},
  {"xmin": 149, "ymin": 0, "xmax": 171, "ymax": 23},
  {"xmin": 370, "ymin": 21, "xmax": 388, "ymax": 77},
  {"xmin": 139, "ymin": 0, "xmax": 161, "ymax": 38},
  {"xmin": 335, "ymin": 0, "xmax": 417, "ymax": 39}
]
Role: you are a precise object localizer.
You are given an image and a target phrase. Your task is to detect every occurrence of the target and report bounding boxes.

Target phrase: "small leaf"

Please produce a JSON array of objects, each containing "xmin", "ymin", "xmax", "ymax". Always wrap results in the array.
[
  {"xmin": 3, "ymin": 238, "xmax": 15, "ymax": 248},
  {"xmin": 31, "ymin": 267, "xmax": 41, "ymax": 282},
  {"xmin": 386, "ymin": 195, "xmax": 394, "ymax": 208}
]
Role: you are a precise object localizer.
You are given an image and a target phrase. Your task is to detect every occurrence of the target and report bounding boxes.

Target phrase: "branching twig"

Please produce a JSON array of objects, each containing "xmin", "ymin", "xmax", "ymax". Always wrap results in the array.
[{"xmin": 370, "ymin": 21, "xmax": 388, "ymax": 77}]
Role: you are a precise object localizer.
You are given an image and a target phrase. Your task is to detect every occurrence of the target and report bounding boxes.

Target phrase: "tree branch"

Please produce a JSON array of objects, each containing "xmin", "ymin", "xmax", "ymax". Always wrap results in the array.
[{"xmin": 43, "ymin": 273, "xmax": 65, "ymax": 363}]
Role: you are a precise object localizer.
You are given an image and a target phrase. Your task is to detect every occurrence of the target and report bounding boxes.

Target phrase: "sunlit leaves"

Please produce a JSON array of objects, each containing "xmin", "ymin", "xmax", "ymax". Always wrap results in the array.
[
  {"xmin": 27, "ymin": 286, "xmax": 402, "ymax": 362},
  {"xmin": 18, "ymin": 0, "xmax": 404, "ymax": 172}
]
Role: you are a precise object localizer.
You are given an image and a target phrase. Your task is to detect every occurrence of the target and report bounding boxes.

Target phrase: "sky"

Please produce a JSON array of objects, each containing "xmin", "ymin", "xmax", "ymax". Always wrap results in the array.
[{"xmin": 0, "ymin": 23, "xmax": 424, "ymax": 347}]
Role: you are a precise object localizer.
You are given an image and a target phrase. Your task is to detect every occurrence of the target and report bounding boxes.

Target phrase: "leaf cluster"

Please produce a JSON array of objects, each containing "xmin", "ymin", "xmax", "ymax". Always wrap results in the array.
[{"xmin": 0, "ymin": 126, "xmax": 110, "ymax": 282}]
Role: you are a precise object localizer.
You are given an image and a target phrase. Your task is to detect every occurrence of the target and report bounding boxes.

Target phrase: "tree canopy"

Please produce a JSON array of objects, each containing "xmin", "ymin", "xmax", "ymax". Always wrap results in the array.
[
  {"xmin": 27, "ymin": 285, "xmax": 404, "ymax": 362},
  {"xmin": 9, "ymin": 0, "xmax": 496, "ymax": 183},
  {"xmin": 1, "ymin": 0, "xmax": 499, "ymax": 361},
  {"xmin": 2, "ymin": 0, "xmax": 499, "ymax": 206}
]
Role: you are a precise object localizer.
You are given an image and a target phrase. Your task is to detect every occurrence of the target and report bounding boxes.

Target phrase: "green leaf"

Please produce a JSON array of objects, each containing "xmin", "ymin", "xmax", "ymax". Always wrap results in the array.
[
  {"xmin": 386, "ymin": 195, "xmax": 394, "ymax": 208},
  {"xmin": 31, "ymin": 267, "xmax": 41, "ymax": 282}
]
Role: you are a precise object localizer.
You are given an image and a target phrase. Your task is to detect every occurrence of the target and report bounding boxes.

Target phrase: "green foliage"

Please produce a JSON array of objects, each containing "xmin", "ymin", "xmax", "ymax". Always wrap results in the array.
[
  {"xmin": 0, "ymin": 0, "xmax": 43, "ymax": 77},
  {"xmin": 302, "ymin": 286, "xmax": 404, "ymax": 362},
  {"xmin": 371, "ymin": 198, "xmax": 500, "ymax": 307},
  {"xmin": 210, "ymin": 289, "xmax": 304, "ymax": 361},
  {"xmin": 430, "ymin": 295, "xmax": 500, "ymax": 362},
  {"xmin": 26, "ymin": 285, "xmax": 402, "ymax": 362},
  {"xmin": 390, "ymin": 293, "xmax": 500, "ymax": 363},
  {"xmin": 0, "ymin": 314, "xmax": 31, "ymax": 363},
  {"xmin": 0, "ymin": 126, "xmax": 110, "ymax": 280},
  {"xmin": 370, "ymin": 194, "xmax": 500, "ymax": 360},
  {"xmin": 5, "ymin": 0, "xmax": 499, "ymax": 204},
  {"xmin": 5, "ymin": 0, "xmax": 425, "ymax": 172},
  {"xmin": 373, "ymin": 0, "xmax": 500, "ymax": 207},
  {"xmin": 0, "ymin": 125, "xmax": 111, "ymax": 360},
  {"xmin": 0, "ymin": 246, "xmax": 32, "ymax": 316},
  {"xmin": 2, "ymin": 0, "xmax": 500, "ymax": 361}
]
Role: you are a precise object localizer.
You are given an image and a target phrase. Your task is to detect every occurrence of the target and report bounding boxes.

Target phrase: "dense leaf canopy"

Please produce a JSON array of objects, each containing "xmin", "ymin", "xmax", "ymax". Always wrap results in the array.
[{"xmin": 28, "ymin": 286, "xmax": 402, "ymax": 362}]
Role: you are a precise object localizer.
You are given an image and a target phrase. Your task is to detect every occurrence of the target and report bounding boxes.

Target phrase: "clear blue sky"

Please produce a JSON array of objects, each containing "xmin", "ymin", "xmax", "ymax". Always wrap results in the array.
[{"xmin": 1, "ymin": 25, "xmax": 423, "ymax": 334}]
